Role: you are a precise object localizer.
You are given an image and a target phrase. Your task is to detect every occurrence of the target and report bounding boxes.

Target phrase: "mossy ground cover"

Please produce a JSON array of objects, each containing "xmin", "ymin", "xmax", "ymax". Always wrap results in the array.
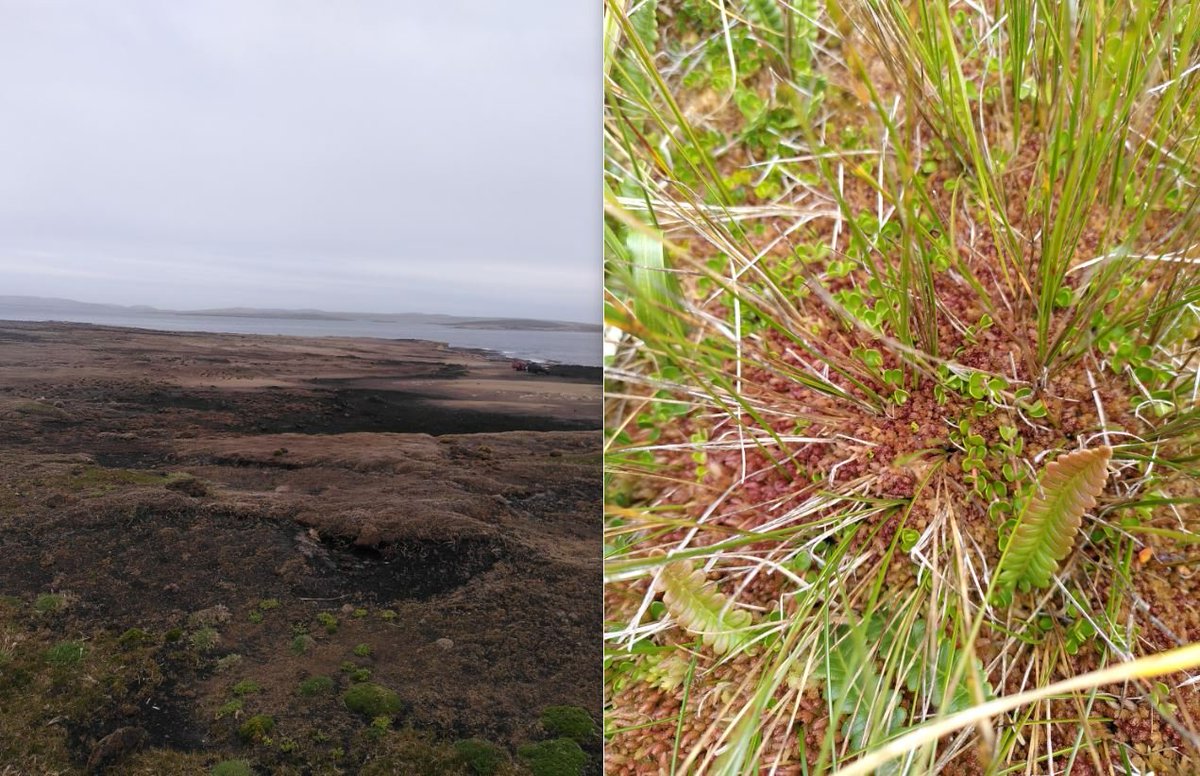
[
  {"xmin": 605, "ymin": 0, "xmax": 1200, "ymax": 773},
  {"xmin": 0, "ymin": 527, "xmax": 596, "ymax": 775}
]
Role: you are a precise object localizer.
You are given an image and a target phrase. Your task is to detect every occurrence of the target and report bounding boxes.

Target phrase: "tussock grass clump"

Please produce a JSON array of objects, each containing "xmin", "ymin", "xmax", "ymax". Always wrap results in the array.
[
  {"xmin": 210, "ymin": 760, "xmax": 253, "ymax": 776},
  {"xmin": 604, "ymin": 0, "xmax": 1200, "ymax": 773},
  {"xmin": 44, "ymin": 640, "xmax": 85, "ymax": 666},
  {"xmin": 237, "ymin": 714, "xmax": 275, "ymax": 743}
]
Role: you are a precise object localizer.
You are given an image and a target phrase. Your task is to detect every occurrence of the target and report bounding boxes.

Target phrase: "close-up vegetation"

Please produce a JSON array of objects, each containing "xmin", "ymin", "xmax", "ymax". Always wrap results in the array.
[{"xmin": 604, "ymin": 0, "xmax": 1200, "ymax": 772}]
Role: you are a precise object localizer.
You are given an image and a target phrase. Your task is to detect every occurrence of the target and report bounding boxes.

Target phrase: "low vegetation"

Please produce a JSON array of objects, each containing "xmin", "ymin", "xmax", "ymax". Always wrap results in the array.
[
  {"xmin": 518, "ymin": 738, "xmax": 589, "ymax": 776},
  {"xmin": 540, "ymin": 706, "xmax": 598, "ymax": 743},
  {"xmin": 0, "ymin": 327, "xmax": 600, "ymax": 774},
  {"xmin": 0, "ymin": 589, "xmax": 600, "ymax": 774},
  {"xmin": 343, "ymin": 683, "xmax": 404, "ymax": 719}
]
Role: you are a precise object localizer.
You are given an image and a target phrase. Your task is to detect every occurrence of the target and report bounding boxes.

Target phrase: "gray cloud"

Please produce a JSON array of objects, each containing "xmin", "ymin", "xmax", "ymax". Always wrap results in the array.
[{"xmin": 0, "ymin": 0, "xmax": 598, "ymax": 321}]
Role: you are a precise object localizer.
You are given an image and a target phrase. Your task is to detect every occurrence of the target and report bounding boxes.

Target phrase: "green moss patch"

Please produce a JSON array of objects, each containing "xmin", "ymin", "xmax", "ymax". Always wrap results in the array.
[
  {"xmin": 298, "ymin": 675, "xmax": 335, "ymax": 697},
  {"xmin": 343, "ymin": 683, "xmax": 404, "ymax": 719},
  {"xmin": 117, "ymin": 627, "xmax": 150, "ymax": 648},
  {"xmin": 231, "ymin": 679, "xmax": 261, "ymax": 696},
  {"xmin": 33, "ymin": 593, "xmax": 66, "ymax": 614},
  {"xmin": 63, "ymin": 466, "xmax": 171, "ymax": 492},
  {"xmin": 518, "ymin": 738, "xmax": 586, "ymax": 776},
  {"xmin": 455, "ymin": 738, "xmax": 508, "ymax": 775},
  {"xmin": 539, "ymin": 706, "xmax": 595, "ymax": 743}
]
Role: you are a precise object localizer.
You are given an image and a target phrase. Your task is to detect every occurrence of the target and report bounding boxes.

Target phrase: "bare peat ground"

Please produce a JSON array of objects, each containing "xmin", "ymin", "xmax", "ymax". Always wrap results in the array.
[{"xmin": 0, "ymin": 321, "xmax": 601, "ymax": 775}]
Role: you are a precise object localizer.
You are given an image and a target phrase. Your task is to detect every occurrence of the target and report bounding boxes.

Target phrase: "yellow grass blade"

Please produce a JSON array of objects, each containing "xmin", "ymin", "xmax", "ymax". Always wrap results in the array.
[{"xmin": 833, "ymin": 641, "xmax": 1200, "ymax": 776}]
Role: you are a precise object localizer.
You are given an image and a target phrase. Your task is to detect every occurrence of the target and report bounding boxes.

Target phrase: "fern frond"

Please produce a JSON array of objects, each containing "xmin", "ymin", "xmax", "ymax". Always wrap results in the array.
[
  {"xmin": 628, "ymin": 0, "xmax": 658, "ymax": 49},
  {"xmin": 820, "ymin": 620, "xmax": 907, "ymax": 760},
  {"xmin": 883, "ymin": 619, "xmax": 993, "ymax": 714},
  {"xmin": 611, "ymin": 0, "xmax": 658, "ymax": 119},
  {"xmin": 656, "ymin": 559, "xmax": 754, "ymax": 655},
  {"xmin": 744, "ymin": 0, "xmax": 784, "ymax": 39},
  {"xmin": 997, "ymin": 446, "xmax": 1112, "ymax": 591}
]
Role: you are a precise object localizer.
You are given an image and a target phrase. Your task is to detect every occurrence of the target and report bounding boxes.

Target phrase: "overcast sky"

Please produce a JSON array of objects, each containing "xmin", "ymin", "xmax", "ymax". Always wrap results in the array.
[{"xmin": 0, "ymin": 1, "xmax": 597, "ymax": 322}]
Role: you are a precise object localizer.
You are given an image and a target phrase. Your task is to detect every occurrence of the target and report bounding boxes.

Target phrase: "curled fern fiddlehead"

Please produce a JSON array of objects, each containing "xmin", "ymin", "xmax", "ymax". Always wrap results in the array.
[{"xmin": 997, "ymin": 446, "xmax": 1112, "ymax": 591}]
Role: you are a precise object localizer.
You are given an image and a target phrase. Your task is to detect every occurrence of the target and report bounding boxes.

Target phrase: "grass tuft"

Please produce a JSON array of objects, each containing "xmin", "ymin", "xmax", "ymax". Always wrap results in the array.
[{"xmin": 605, "ymin": 0, "xmax": 1200, "ymax": 771}]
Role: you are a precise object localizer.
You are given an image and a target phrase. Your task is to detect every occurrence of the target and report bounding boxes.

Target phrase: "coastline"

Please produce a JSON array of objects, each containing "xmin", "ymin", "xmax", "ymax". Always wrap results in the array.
[
  {"xmin": 7, "ymin": 316, "xmax": 603, "ymax": 373},
  {"xmin": 0, "ymin": 310, "xmax": 603, "ymax": 367},
  {"xmin": 0, "ymin": 319, "xmax": 600, "ymax": 436}
]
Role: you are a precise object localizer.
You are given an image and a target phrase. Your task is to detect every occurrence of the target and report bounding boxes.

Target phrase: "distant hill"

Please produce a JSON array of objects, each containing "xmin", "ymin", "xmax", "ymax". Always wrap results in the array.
[
  {"xmin": 0, "ymin": 295, "xmax": 600, "ymax": 332},
  {"xmin": 0, "ymin": 295, "xmax": 152, "ymax": 314},
  {"xmin": 447, "ymin": 318, "xmax": 600, "ymax": 332}
]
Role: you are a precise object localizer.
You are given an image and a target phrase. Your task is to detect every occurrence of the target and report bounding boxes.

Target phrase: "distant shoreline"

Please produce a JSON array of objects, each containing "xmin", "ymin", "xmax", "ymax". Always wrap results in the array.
[
  {"xmin": 0, "ymin": 307, "xmax": 602, "ymax": 366},
  {"xmin": 177, "ymin": 311, "xmax": 600, "ymax": 333},
  {"xmin": 0, "ymin": 317, "xmax": 603, "ymax": 373},
  {"xmin": 0, "ymin": 294, "xmax": 601, "ymax": 332}
]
